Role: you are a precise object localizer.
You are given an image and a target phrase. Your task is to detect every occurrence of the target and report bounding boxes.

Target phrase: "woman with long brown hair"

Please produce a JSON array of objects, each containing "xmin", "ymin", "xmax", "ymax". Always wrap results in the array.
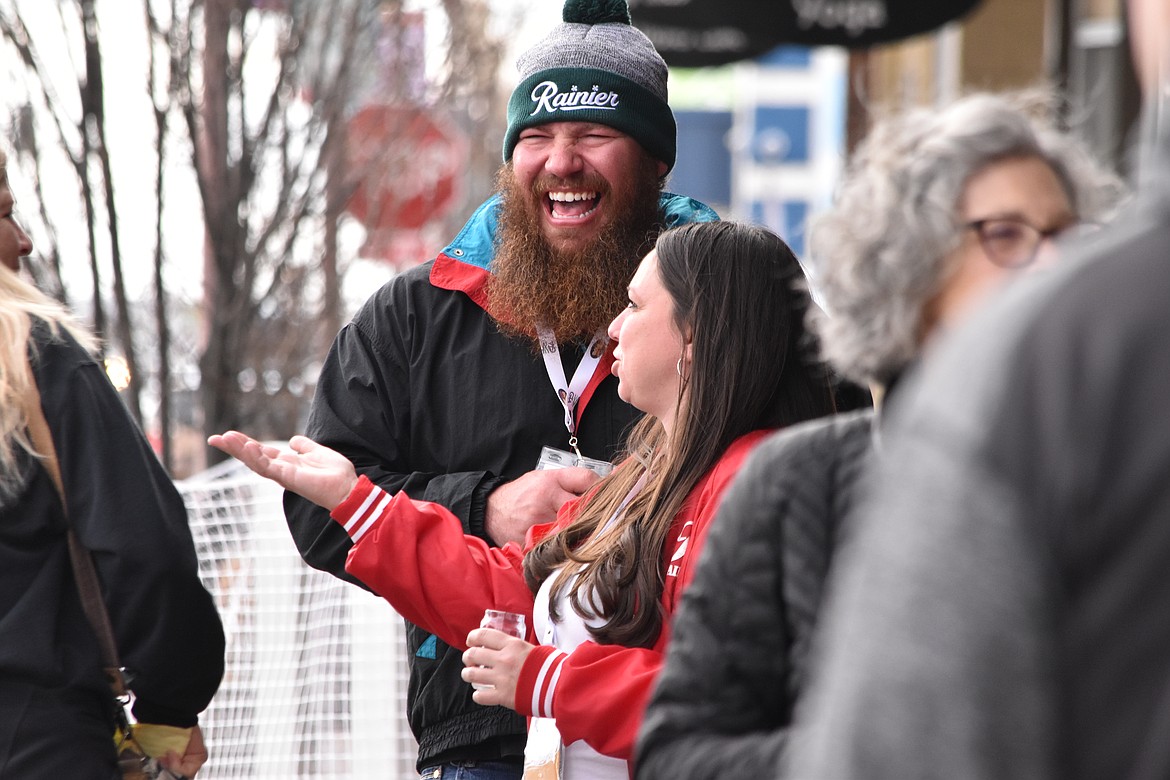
[
  {"xmin": 635, "ymin": 91, "xmax": 1125, "ymax": 780},
  {"xmin": 212, "ymin": 220, "xmax": 836, "ymax": 779}
]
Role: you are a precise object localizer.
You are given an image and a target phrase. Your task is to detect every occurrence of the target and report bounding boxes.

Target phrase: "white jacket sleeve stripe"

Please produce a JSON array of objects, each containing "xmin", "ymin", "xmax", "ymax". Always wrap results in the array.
[
  {"xmin": 341, "ymin": 483, "xmax": 392, "ymax": 542},
  {"xmin": 351, "ymin": 491, "xmax": 392, "ymax": 542},
  {"xmin": 530, "ymin": 649, "xmax": 568, "ymax": 718},
  {"xmin": 342, "ymin": 487, "xmax": 379, "ymax": 534}
]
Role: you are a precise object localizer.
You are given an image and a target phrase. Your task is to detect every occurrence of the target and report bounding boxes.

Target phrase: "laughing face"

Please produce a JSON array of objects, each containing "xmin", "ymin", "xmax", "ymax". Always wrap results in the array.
[
  {"xmin": 487, "ymin": 123, "xmax": 666, "ymax": 343},
  {"xmin": 511, "ymin": 121, "xmax": 668, "ymax": 253}
]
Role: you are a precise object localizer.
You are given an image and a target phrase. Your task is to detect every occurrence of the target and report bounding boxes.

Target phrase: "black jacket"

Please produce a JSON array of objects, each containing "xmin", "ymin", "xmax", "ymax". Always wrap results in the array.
[
  {"xmin": 635, "ymin": 410, "xmax": 873, "ymax": 778},
  {"xmin": 1, "ymin": 323, "xmax": 225, "ymax": 773}
]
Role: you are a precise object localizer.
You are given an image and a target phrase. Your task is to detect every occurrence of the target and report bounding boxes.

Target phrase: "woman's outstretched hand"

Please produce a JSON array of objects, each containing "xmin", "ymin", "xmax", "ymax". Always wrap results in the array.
[{"xmin": 207, "ymin": 432, "xmax": 358, "ymax": 511}]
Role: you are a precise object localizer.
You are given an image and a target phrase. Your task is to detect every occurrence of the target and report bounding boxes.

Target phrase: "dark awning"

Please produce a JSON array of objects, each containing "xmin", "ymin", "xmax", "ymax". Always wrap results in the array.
[{"xmin": 629, "ymin": 0, "xmax": 985, "ymax": 67}]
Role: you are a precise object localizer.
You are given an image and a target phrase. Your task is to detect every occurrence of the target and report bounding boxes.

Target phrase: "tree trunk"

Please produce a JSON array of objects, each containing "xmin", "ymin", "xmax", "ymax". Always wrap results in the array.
[{"xmin": 80, "ymin": 0, "xmax": 144, "ymax": 421}]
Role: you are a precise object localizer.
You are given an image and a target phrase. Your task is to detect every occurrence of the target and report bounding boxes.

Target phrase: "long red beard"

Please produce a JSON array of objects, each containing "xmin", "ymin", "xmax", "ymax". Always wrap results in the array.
[{"xmin": 487, "ymin": 161, "xmax": 664, "ymax": 344}]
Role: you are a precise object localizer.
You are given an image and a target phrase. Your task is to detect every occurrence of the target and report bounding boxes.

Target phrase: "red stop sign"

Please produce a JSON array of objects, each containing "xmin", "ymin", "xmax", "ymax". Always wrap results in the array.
[{"xmin": 345, "ymin": 104, "xmax": 467, "ymax": 231}]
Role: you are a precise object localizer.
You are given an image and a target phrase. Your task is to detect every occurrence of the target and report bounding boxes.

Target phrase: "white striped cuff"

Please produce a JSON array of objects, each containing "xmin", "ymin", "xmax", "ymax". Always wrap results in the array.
[
  {"xmin": 338, "ymin": 483, "xmax": 392, "ymax": 543},
  {"xmin": 529, "ymin": 648, "xmax": 568, "ymax": 719}
]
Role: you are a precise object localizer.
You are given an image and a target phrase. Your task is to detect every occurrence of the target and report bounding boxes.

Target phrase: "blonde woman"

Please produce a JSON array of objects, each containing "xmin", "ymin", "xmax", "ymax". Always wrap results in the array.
[{"xmin": 0, "ymin": 148, "xmax": 224, "ymax": 779}]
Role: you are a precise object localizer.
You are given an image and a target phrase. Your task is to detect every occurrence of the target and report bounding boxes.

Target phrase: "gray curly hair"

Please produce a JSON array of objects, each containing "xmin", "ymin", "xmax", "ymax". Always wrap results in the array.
[{"xmin": 807, "ymin": 90, "xmax": 1126, "ymax": 387}]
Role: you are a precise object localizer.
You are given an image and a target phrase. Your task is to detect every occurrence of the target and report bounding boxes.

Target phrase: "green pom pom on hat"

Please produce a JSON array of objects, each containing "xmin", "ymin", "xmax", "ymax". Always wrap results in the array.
[
  {"xmin": 503, "ymin": 0, "xmax": 676, "ymax": 171},
  {"xmin": 563, "ymin": 0, "xmax": 632, "ymax": 25}
]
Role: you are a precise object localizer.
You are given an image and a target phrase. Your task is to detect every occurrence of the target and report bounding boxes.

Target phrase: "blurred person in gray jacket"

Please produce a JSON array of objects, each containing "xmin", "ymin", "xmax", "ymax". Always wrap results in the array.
[{"xmin": 783, "ymin": 2, "xmax": 1170, "ymax": 778}]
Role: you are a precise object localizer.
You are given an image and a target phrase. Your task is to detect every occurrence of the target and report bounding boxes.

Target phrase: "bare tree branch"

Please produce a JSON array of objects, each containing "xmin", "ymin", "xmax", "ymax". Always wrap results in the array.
[
  {"xmin": 145, "ymin": 0, "xmax": 175, "ymax": 470},
  {"xmin": 79, "ymin": 0, "xmax": 144, "ymax": 421},
  {"xmin": 5, "ymin": 0, "xmax": 512, "ymax": 472}
]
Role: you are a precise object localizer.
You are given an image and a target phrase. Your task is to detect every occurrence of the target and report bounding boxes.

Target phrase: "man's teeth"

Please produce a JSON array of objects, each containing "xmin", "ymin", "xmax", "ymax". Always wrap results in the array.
[
  {"xmin": 548, "ymin": 191, "xmax": 598, "ymax": 202},
  {"xmin": 548, "ymin": 190, "xmax": 598, "ymax": 219}
]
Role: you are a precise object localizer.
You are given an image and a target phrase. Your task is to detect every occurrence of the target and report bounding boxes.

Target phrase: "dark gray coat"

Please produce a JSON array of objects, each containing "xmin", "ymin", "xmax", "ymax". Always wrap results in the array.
[{"xmin": 635, "ymin": 410, "xmax": 874, "ymax": 779}]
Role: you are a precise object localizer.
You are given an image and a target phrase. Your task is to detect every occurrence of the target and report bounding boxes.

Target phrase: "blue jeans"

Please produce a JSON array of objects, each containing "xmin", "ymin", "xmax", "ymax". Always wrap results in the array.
[{"xmin": 419, "ymin": 759, "xmax": 522, "ymax": 780}]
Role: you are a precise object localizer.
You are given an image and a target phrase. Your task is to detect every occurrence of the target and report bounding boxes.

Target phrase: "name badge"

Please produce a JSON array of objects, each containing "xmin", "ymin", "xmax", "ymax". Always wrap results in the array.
[{"xmin": 535, "ymin": 446, "xmax": 613, "ymax": 478}]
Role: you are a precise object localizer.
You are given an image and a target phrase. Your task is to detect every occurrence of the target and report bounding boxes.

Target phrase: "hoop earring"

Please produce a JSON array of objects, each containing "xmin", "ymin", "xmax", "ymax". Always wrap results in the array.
[{"xmin": 676, "ymin": 357, "xmax": 684, "ymax": 377}]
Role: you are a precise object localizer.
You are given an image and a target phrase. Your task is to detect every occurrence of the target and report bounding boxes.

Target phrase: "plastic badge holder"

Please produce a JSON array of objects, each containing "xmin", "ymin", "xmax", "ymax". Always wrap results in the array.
[{"xmin": 535, "ymin": 445, "xmax": 613, "ymax": 477}]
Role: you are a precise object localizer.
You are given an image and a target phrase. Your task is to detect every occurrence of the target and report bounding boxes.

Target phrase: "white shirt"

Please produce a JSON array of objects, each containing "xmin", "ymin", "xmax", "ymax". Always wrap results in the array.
[{"xmin": 528, "ymin": 569, "xmax": 628, "ymax": 780}]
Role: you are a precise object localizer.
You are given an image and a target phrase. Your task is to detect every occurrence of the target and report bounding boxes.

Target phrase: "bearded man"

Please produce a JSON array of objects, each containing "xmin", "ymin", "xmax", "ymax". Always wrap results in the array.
[{"xmin": 283, "ymin": 1, "xmax": 717, "ymax": 778}]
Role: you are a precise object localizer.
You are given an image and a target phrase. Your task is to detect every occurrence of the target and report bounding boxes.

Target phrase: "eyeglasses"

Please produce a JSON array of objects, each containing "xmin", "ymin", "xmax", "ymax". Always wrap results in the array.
[{"xmin": 964, "ymin": 217, "xmax": 1096, "ymax": 269}]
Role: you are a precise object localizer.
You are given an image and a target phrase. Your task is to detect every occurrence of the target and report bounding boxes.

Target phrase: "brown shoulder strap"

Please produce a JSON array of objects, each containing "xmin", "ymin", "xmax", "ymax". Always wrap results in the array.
[{"xmin": 23, "ymin": 358, "xmax": 128, "ymax": 696}]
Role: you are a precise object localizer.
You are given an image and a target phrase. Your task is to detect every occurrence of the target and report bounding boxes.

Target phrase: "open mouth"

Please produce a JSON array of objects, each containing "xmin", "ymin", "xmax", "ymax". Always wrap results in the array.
[{"xmin": 548, "ymin": 190, "xmax": 600, "ymax": 220}]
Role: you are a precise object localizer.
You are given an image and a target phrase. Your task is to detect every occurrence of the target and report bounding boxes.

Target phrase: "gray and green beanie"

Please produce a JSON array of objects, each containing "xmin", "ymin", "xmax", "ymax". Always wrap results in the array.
[{"xmin": 503, "ymin": 0, "xmax": 676, "ymax": 172}]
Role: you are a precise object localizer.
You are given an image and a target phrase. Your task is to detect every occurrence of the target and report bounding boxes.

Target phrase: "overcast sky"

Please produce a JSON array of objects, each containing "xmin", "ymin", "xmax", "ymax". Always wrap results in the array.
[{"xmin": 2, "ymin": 0, "xmax": 567, "ymax": 304}]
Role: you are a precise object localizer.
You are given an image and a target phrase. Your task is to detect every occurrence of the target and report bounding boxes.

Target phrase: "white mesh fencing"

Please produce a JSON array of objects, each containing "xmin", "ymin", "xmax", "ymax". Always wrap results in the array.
[{"xmin": 178, "ymin": 458, "xmax": 420, "ymax": 778}]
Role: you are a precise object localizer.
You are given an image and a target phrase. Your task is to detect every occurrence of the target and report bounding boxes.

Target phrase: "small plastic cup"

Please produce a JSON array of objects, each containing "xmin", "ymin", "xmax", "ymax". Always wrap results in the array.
[
  {"xmin": 480, "ymin": 609, "xmax": 526, "ymax": 638},
  {"xmin": 472, "ymin": 610, "xmax": 527, "ymax": 690}
]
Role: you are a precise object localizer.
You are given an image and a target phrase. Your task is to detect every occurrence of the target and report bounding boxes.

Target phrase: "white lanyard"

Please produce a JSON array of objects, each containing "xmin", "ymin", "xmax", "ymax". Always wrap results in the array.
[
  {"xmin": 536, "ymin": 326, "xmax": 607, "ymax": 456},
  {"xmin": 601, "ymin": 471, "xmax": 648, "ymax": 535}
]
